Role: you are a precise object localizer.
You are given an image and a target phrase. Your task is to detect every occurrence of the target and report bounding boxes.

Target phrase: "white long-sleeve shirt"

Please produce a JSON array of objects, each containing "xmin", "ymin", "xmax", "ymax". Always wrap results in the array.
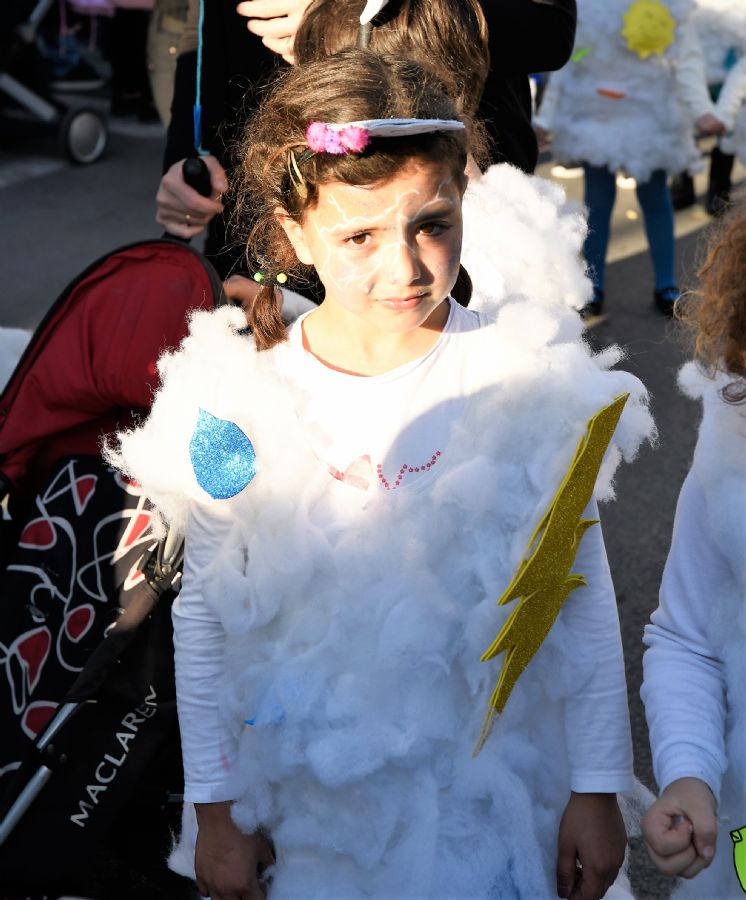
[
  {"xmin": 715, "ymin": 54, "xmax": 746, "ymax": 130},
  {"xmin": 173, "ymin": 302, "xmax": 634, "ymax": 803},
  {"xmin": 641, "ymin": 471, "xmax": 729, "ymax": 801}
]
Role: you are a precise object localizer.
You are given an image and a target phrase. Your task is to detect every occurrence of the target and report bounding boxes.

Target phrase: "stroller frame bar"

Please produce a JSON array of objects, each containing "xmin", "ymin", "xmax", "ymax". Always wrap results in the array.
[
  {"xmin": 0, "ymin": 73, "xmax": 58, "ymax": 122},
  {"xmin": 36, "ymin": 700, "xmax": 81, "ymax": 749},
  {"xmin": 0, "ymin": 766, "xmax": 52, "ymax": 846},
  {"xmin": 0, "ymin": 701, "xmax": 80, "ymax": 847},
  {"xmin": 16, "ymin": 0, "xmax": 57, "ymax": 44}
]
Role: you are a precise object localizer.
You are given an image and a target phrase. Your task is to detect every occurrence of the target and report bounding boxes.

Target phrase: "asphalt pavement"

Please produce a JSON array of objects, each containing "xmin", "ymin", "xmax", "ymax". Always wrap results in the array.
[{"xmin": 1, "ymin": 119, "xmax": 743, "ymax": 899}]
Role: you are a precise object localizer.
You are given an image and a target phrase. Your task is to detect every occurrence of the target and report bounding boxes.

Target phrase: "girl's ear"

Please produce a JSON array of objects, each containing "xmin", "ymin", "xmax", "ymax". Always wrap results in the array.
[{"xmin": 275, "ymin": 206, "xmax": 314, "ymax": 266}]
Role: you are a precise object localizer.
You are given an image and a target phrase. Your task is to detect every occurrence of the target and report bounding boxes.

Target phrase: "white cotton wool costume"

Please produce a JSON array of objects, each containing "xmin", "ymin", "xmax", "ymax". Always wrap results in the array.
[
  {"xmin": 107, "ymin": 169, "xmax": 654, "ymax": 898},
  {"xmin": 643, "ymin": 362, "xmax": 746, "ymax": 899},
  {"xmin": 536, "ymin": 0, "xmax": 712, "ymax": 182},
  {"xmin": 462, "ymin": 164, "xmax": 592, "ymax": 319}
]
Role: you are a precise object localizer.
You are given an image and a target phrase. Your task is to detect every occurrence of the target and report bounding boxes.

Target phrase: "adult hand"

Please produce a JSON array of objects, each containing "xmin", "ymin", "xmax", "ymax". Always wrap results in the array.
[
  {"xmin": 235, "ymin": 0, "xmax": 314, "ymax": 64},
  {"xmin": 642, "ymin": 777, "xmax": 717, "ymax": 879},
  {"xmin": 155, "ymin": 155, "xmax": 227, "ymax": 239},
  {"xmin": 194, "ymin": 801, "xmax": 275, "ymax": 900},
  {"xmin": 556, "ymin": 792, "xmax": 627, "ymax": 900},
  {"xmin": 695, "ymin": 114, "xmax": 727, "ymax": 136}
]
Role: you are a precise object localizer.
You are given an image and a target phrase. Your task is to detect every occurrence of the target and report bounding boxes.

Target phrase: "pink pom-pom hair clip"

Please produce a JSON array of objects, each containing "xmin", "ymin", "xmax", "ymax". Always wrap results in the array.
[
  {"xmin": 304, "ymin": 118, "xmax": 465, "ymax": 156},
  {"xmin": 306, "ymin": 121, "xmax": 371, "ymax": 155}
]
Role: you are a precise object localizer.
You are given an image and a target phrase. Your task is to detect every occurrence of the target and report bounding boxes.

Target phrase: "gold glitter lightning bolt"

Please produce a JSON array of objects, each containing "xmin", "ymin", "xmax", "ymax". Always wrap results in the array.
[{"xmin": 473, "ymin": 393, "xmax": 629, "ymax": 756}]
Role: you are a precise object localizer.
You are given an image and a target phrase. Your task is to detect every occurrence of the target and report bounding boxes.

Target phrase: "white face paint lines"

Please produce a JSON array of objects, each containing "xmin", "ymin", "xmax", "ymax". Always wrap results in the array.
[{"xmin": 279, "ymin": 159, "xmax": 465, "ymax": 361}]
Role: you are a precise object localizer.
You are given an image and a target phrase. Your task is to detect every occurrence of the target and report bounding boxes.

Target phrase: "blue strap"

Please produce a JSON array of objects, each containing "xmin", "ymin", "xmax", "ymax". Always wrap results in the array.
[{"xmin": 193, "ymin": 0, "xmax": 208, "ymax": 156}]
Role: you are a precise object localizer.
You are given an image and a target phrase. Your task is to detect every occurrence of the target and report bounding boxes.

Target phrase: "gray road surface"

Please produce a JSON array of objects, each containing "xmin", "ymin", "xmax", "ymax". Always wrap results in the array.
[{"xmin": 1, "ymin": 121, "xmax": 743, "ymax": 899}]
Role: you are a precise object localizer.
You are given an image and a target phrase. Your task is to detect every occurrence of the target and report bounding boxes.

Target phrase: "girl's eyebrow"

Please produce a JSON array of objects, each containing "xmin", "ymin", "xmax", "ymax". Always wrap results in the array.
[
  {"xmin": 410, "ymin": 202, "xmax": 457, "ymax": 223},
  {"xmin": 331, "ymin": 202, "xmax": 458, "ymax": 236}
]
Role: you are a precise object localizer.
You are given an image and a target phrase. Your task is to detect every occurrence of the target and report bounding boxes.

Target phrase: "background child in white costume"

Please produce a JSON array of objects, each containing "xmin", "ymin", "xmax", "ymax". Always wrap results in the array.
[
  {"xmin": 641, "ymin": 202, "xmax": 746, "ymax": 897},
  {"xmin": 669, "ymin": 0, "xmax": 746, "ymax": 215},
  {"xmin": 111, "ymin": 51, "xmax": 655, "ymax": 900},
  {"xmin": 534, "ymin": 0, "xmax": 724, "ymax": 317},
  {"xmin": 697, "ymin": 0, "xmax": 746, "ymax": 208}
]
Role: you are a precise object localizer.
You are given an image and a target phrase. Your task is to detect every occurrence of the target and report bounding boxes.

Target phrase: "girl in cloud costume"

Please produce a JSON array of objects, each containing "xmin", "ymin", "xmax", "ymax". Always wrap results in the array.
[
  {"xmin": 108, "ymin": 52, "xmax": 654, "ymax": 899},
  {"xmin": 534, "ymin": 0, "xmax": 722, "ymax": 316},
  {"xmin": 536, "ymin": 0, "xmax": 715, "ymax": 183},
  {"xmin": 641, "ymin": 204, "xmax": 746, "ymax": 898}
]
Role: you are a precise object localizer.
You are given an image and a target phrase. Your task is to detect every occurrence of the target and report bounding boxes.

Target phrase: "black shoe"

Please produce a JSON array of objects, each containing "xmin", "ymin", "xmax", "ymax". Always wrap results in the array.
[
  {"xmin": 705, "ymin": 187, "xmax": 730, "ymax": 217},
  {"xmin": 670, "ymin": 173, "xmax": 695, "ymax": 210},
  {"xmin": 580, "ymin": 288, "xmax": 604, "ymax": 319},
  {"xmin": 654, "ymin": 286, "xmax": 679, "ymax": 316}
]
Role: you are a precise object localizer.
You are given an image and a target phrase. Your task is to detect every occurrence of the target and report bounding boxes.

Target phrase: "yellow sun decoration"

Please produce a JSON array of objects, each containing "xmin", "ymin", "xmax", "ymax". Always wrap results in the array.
[{"xmin": 622, "ymin": 0, "xmax": 676, "ymax": 59}]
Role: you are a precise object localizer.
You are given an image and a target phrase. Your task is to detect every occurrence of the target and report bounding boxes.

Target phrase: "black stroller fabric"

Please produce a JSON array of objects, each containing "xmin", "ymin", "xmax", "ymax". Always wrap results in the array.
[{"xmin": 0, "ymin": 239, "xmax": 224, "ymax": 897}]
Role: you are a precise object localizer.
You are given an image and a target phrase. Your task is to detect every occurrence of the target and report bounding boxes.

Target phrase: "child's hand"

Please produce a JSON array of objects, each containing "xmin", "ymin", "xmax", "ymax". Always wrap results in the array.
[
  {"xmin": 695, "ymin": 113, "xmax": 727, "ymax": 136},
  {"xmin": 534, "ymin": 125, "xmax": 552, "ymax": 150},
  {"xmin": 223, "ymin": 274, "xmax": 267, "ymax": 316},
  {"xmin": 642, "ymin": 777, "xmax": 717, "ymax": 880},
  {"xmin": 556, "ymin": 792, "xmax": 626, "ymax": 900},
  {"xmin": 194, "ymin": 801, "xmax": 275, "ymax": 899}
]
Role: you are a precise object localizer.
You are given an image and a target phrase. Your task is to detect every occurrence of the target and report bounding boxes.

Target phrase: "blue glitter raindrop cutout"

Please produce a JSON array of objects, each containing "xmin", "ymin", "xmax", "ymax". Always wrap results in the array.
[{"xmin": 189, "ymin": 408, "xmax": 257, "ymax": 499}]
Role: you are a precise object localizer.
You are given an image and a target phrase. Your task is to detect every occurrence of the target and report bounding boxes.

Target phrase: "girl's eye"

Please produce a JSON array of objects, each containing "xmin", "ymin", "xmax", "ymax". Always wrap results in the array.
[
  {"xmin": 345, "ymin": 233, "xmax": 370, "ymax": 246},
  {"xmin": 419, "ymin": 222, "xmax": 448, "ymax": 236}
]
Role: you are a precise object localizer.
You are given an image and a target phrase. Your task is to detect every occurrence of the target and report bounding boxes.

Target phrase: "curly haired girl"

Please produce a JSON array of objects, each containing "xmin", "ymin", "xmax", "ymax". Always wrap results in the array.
[{"xmin": 642, "ymin": 200, "xmax": 746, "ymax": 896}]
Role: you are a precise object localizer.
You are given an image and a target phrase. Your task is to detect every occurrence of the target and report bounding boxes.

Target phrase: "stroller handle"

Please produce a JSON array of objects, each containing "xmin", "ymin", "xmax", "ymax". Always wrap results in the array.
[
  {"xmin": 162, "ymin": 157, "xmax": 214, "ymax": 242},
  {"xmin": 183, "ymin": 156, "xmax": 212, "ymax": 197}
]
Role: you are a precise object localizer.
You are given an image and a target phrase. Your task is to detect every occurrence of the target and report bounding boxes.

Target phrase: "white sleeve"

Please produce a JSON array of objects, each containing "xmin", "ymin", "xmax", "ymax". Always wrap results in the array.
[
  {"xmin": 675, "ymin": 20, "xmax": 719, "ymax": 120},
  {"xmin": 563, "ymin": 501, "xmax": 634, "ymax": 794},
  {"xmin": 714, "ymin": 56, "xmax": 746, "ymax": 132},
  {"xmin": 532, "ymin": 72, "xmax": 561, "ymax": 132},
  {"xmin": 640, "ymin": 472, "xmax": 728, "ymax": 800},
  {"xmin": 173, "ymin": 500, "xmax": 238, "ymax": 803}
]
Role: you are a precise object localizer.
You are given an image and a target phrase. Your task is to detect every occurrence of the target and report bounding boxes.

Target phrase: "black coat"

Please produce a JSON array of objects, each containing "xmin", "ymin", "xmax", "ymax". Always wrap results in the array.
[
  {"xmin": 164, "ymin": 0, "xmax": 577, "ymax": 175},
  {"xmin": 479, "ymin": 0, "xmax": 576, "ymax": 172}
]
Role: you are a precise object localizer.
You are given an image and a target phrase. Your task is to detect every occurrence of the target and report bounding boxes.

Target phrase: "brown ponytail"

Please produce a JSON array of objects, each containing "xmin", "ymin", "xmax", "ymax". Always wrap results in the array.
[{"xmin": 248, "ymin": 281, "xmax": 286, "ymax": 352}]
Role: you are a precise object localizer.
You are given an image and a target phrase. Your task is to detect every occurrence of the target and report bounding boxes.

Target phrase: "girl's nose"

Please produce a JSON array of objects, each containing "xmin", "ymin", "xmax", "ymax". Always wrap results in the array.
[{"xmin": 390, "ymin": 239, "xmax": 421, "ymax": 284}]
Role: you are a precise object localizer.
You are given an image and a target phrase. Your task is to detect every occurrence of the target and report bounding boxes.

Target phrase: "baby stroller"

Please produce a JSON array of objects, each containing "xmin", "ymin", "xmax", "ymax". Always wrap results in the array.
[
  {"xmin": 0, "ymin": 238, "xmax": 224, "ymax": 898},
  {"xmin": 1, "ymin": 0, "xmax": 110, "ymax": 163}
]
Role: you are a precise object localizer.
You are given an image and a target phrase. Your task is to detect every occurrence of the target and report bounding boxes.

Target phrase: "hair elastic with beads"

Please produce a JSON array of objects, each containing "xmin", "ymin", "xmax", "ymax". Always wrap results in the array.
[{"xmin": 253, "ymin": 271, "xmax": 288, "ymax": 286}]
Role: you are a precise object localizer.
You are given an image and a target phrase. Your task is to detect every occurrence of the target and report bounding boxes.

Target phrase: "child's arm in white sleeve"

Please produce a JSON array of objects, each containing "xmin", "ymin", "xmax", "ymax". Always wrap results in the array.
[
  {"xmin": 714, "ymin": 56, "xmax": 746, "ymax": 132},
  {"xmin": 562, "ymin": 501, "xmax": 634, "ymax": 794},
  {"xmin": 173, "ymin": 500, "xmax": 237, "ymax": 803},
  {"xmin": 641, "ymin": 472, "xmax": 728, "ymax": 801},
  {"xmin": 675, "ymin": 20, "xmax": 719, "ymax": 121}
]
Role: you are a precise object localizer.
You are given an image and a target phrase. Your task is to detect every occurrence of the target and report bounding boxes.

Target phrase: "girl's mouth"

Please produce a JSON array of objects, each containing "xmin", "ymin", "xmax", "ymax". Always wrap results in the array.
[{"xmin": 379, "ymin": 292, "xmax": 427, "ymax": 310}]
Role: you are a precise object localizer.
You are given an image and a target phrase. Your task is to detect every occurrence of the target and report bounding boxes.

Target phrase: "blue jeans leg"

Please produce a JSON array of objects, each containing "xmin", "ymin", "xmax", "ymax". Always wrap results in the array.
[
  {"xmin": 583, "ymin": 164, "xmax": 617, "ymax": 293},
  {"xmin": 636, "ymin": 169, "xmax": 676, "ymax": 290}
]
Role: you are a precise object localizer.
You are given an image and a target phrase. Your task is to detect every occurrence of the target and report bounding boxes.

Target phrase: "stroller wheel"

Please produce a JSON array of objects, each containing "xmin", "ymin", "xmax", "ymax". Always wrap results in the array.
[{"xmin": 59, "ymin": 107, "xmax": 108, "ymax": 165}]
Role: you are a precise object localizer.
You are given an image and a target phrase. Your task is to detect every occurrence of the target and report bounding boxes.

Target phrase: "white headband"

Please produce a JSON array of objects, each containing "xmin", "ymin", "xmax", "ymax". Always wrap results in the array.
[{"xmin": 360, "ymin": 0, "xmax": 390, "ymax": 25}]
